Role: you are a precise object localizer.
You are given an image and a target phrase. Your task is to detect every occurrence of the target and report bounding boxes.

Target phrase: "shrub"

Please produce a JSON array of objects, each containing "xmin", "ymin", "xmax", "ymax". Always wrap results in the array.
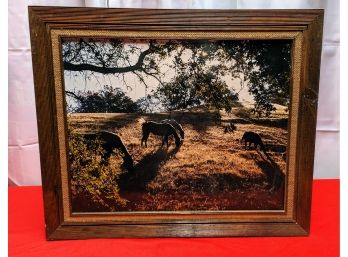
[
  {"xmin": 234, "ymin": 107, "xmax": 252, "ymax": 119},
  {"xmin": 68, "ymin": 131, "xmax": 127, "ymax": 211},
  {"xmin": 67, "ymin": 85, "xmax": 140, "ymax": 113}
]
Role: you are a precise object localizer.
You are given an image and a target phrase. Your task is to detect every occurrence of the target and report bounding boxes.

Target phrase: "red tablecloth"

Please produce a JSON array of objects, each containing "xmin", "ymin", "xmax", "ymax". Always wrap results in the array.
[{"xmin": 9, "ymin": 179, "xmax": 339, "ymax": 257}]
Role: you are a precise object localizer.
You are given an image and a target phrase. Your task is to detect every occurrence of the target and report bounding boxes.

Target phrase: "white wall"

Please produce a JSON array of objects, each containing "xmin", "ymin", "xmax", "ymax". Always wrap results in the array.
[{"xmin": 8, "ymin": 0, "xmax": 340, "ymax": 185}]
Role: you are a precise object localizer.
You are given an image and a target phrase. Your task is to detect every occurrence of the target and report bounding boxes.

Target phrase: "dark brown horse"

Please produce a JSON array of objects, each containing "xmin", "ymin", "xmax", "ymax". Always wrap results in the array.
[
  {"xmin": 241, "ymin": 131, "xmax": 266, "ymax": 151},
  {"xmin": 160, "ymin": 119, "xmax": 185, "ymax": 139},
  {"xmin": 141, "ymin": 121, "xmax": 181, "ymax": 148},
  {"xmin": 82, "ymin": 131, "xmax": 134, "ymax": 172}
]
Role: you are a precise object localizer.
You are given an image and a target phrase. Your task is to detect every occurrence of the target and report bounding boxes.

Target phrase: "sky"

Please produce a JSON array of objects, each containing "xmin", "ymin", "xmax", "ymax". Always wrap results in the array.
[
  {"xmin": 63, "ymin": 40, "xmax": 255, "ymax": 110},
  {"xmin": 64, "ymin": 70, "xmax": 254, "ymax": 102}
]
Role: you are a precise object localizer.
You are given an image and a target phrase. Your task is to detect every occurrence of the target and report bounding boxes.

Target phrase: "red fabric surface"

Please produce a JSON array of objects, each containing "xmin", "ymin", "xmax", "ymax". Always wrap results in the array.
[{"xmin": 9, "ymin": 179, "xmax": 339, "ymax": 257}]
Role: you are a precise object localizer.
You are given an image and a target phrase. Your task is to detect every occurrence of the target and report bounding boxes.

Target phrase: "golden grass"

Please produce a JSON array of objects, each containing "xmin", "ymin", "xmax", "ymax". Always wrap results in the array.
[{"xmin": 68, "ymin": 109, "xmax": 287, "ymax": 211}]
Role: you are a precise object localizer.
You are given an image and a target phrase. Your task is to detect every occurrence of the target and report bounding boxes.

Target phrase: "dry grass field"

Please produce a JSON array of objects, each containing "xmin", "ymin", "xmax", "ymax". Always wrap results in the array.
[{"xmin": 68, "ymin": 106, "xmax": 288, "ymax": 212}]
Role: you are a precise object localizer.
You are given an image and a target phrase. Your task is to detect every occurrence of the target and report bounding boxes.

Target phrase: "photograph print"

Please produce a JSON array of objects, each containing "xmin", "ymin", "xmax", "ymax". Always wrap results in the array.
[{"xmin": 62, "ymin": 37, "xmax": 291, "ymax": 213}]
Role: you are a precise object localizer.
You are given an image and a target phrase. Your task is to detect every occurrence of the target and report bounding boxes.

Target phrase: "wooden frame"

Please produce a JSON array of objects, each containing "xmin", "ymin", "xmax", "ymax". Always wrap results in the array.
[{"xmin": 28, "ymin": 7, "xmax": 323, "ymax": 240}]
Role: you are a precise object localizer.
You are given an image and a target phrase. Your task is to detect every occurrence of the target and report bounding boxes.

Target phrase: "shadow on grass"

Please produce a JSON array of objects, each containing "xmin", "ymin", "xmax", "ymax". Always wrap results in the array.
[
  {"xmin": 265, "ymin": 144, "xmax": 286, "ymax": 153},
  {"xmin": 117, "ymin": 146, "xmax": 181, "ymax": 191},
  {"xmin": 173, "ymin": 172, "xmax": 253, "ymax": 193},
  {"xmin": 179, "ymin": 111, "xmax": 219, "ymax": 133},
  {"xmin": 69, "ymin": 111, "xmax": 219, "ymax": 135},
  {"xmin": 137, "ymin": 111, "xmax": 219, "ymax": 134},
  {"xmin": 254, "ymin": 150, "xmax": 285, "ymax": 192},
  {"xmin": 69, "ymin": 113, "xmax": 169, "ymax": 131},
  {"xmin": 251, "ymin": 118, "xmax": 288, "ymax": 129}
]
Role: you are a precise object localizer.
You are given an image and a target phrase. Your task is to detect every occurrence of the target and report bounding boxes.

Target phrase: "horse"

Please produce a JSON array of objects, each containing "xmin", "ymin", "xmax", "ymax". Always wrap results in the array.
[
  {"xmin": 224, "ymin": 122, "xmax": 236, "ymax": 133},
  {"xmin": 160, "ymin": 119, "xmax": 185, "ymax": 139},
  {"xmin": 141, "ymin": 121, "xmax": 181, "ymax": 148},
  {"xmin": 241, "ymin": 131, "xmax": 266, "ymax": 151},
  {"xmin": 81, "ymin": 131, "xmax": 134, "ymax": 172}
]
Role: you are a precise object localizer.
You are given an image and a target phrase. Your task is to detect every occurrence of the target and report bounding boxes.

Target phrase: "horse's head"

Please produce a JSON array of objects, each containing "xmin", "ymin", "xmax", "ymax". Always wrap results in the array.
[
  {"xmin": 123, "ymin": 155, "xmax": 134, "ymax": 173},
  {"xmin": 175, "ymin": 137, "xmax": 182, "ymax": 148},
  {"xmin": 179, "ymin": 130, "xmax": 185, "ymax": 139}
]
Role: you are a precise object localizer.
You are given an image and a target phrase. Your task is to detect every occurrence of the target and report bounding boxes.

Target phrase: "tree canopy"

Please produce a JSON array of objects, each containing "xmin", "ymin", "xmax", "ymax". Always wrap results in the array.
[
  {"xmin": 63, "ymin": 38, "xmax": 291, "ymax": 116},
  {"xmin": 66, "ymin": 85, "xmax": 140, "ymax": 113}
]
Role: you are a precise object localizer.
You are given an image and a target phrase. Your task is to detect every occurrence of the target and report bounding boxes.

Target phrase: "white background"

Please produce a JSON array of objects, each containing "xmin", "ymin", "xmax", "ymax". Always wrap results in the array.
[{"xmin": 8, "ymin": 0, "xmax": 340, "ymax": 185}]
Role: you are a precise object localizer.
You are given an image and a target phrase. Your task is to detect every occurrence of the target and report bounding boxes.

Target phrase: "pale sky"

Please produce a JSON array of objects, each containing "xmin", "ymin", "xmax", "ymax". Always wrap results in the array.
[
  {"xmin": 63, "ymin": 41, "xmax": 255, "ymax": 110},
  {"xmin": 64, "ymin": 70, "xmax": 255, "ymax": 110}
]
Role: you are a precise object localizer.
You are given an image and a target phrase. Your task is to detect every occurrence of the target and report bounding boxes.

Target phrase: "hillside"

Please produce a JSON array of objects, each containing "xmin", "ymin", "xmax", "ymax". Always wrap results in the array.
[{"xmin": 68, "ymin": 107, "xmax": 288, "ymax": 212}]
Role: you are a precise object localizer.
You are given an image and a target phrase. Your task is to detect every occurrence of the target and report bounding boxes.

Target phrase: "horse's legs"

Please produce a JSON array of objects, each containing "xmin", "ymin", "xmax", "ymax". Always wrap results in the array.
[
  {"xmin": 141, "ymin": 132, "xmax": 149, "ymax": 147},
  {"xmin": 162, "ymin": 135, "xmax": 168, "ymax": 148},
  {"xmin": 166, "ymin": 135, "xmax": 169, "ymax": 147}
]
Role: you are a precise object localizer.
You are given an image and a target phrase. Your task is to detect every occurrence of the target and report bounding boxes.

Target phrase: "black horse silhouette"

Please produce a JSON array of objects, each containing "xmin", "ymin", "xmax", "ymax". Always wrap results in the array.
[
  {"xmin": 141, "ymin": 121, "xmax": 181, "ymax": 148},
  {"xmin": 241, "ymin": 131, "xmax": 266, "ymax": 151},
  {"xmin": 81, "ymin": 131, "xmax": 134, "ymax": 172},
  {"xmin": 161, "ymin": 119, "xmax": 185, "ymax": 139}
]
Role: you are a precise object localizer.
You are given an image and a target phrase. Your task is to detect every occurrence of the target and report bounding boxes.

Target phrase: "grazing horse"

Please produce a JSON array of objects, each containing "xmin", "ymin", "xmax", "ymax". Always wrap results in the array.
[
  {"xmin": 141, "ymin": 121, "xmax": 181, "ymax": 148},
  {"xmin": 160, "ymin": 119, "xmax": 185, "ymax": 139},
  {"xmin": 82, "ymin": 131, "xmax": 134, "ymax": 172},
  {"xmin": 224, "ymin": 122, "xmax": 236, "ymax": 133},
  {"xmin": 241, "ymin": 131, "xmax": 266, "ymax": 151}
]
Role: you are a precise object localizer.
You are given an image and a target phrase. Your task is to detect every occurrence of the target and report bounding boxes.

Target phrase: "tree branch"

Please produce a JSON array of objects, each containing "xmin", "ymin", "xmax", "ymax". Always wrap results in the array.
[
  {"xmin": 63, "ymin": 44, "xmax": 155, "ymax": 74},
  {"xmin": 65, "ymin": 90, "xmax": 84, "ymax": 103}
]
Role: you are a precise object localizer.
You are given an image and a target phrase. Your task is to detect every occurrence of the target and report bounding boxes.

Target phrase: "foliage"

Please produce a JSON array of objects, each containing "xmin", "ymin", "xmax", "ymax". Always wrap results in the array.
[
  {"xmin": 67, "ymin": 85, "xmax": 140, "ymax": 113},
  {"xmin": 235, "ymin": 107, "xmax": 252, "ymax": 120},
  {"xmin": 134, "ymin": 95, "xmax": 159, "ymax": 113},
  {"xmin": 248, "ymin": 78, "xmax": 277, "ymax": 117},
  {"xmin": 211, "ymin": 40, "xmax": 291, "ymax": 116},
  {"xmin": 250, "ymin": 41, "xmax": 291, "ymax": 116},
  {"xmin": 68, "ymin": 130, "xmax": 127, "ymax": 210},
  {"xmin": 154, "ymin": 74, "xmax": 238, "ymax": 112},
  {"xmin": 153, "ymin": 42, "xmax": 238, "ymax": 112},
  {"xmin": 63, "ymin": 38, "xmax": 291, "ymax": 116}
]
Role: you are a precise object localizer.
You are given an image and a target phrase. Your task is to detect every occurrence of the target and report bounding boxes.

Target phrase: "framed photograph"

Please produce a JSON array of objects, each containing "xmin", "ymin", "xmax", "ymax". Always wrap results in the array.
[{"xmin": 28, "ymin": 7, "xmax": 323, "ymax": 239}]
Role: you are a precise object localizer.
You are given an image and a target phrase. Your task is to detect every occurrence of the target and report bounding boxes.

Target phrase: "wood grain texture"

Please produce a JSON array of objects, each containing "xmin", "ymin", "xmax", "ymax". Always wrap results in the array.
[
  {"xmin": 28, "ymin": 7, "xmax": 321, "ymax": 25},
  {"xmin": 295, "ymin": 12, "xmax": 324, "ymax": 233},
  {"xmin": 28, "ymin": 6, "xmax": 324, "ymax": 239},
  {"xmin": 29, "ymin": 7, "xmax": 63, "ymax": 239},
  {"xmin": 48, "ymin": 223, "xmax": 308, "ymax": 240}
]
